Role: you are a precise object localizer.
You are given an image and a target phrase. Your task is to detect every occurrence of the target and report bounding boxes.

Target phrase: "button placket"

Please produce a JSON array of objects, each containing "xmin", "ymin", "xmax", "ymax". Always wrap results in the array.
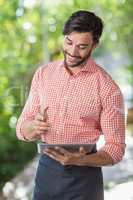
[{"xmin": 58, "ymin": 77, "xmax": 74, "ymax": 133}]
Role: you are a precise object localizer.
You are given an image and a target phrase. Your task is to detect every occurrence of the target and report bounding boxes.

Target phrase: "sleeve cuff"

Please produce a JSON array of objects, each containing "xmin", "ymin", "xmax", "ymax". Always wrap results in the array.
[{"xmin": 99, "ymin": 142, "xmax": 126, "ymax": 164}]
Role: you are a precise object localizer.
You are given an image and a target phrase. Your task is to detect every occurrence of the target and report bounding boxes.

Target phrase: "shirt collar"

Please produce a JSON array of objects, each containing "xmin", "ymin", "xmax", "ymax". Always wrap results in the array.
[{"xmin": 80, "ymin": 57, "xmax": 97, "ymax": 73}]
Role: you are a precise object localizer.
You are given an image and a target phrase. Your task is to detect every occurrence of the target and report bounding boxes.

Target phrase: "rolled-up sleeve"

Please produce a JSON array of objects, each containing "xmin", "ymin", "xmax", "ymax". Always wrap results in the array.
[
  {"xmin": 99, "ymin": 80, "xmax": 126, "ymax": 164},
  {"xmin": 16, "ymin": 68, "xmax": 41, "ymax": 141}
]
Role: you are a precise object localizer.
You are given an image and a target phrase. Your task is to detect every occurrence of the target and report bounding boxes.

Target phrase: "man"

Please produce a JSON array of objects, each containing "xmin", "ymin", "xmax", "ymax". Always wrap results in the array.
[{"xmin": 16, "ymin": 10, "xmax": 125, "ymax": 200}]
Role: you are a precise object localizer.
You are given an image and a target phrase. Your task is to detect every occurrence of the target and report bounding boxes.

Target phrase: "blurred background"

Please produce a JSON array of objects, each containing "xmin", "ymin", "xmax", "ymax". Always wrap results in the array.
[{"xmin": 0, "ymin": 0, "xmax": 133, "ymax": 199}]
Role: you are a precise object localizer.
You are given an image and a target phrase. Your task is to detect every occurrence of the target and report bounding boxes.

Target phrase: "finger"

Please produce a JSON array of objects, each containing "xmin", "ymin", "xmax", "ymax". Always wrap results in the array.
[
  {"xmin": 35, "ymin": 113, "xmax": 44, "ymax": 121},
  {"xmin": 43, "ymin": 106, "xmax": 49, "ymax": 122},
  {"xmin": 43, "ymin": 149, "xmax": 55, "ymax": 159},
  {"xmin": 35, "ymin": 121, "xmax": 51, "ymax": 127},
  {"xmin": 34, "ymin": 127, "xmax": 49, "ymax": 133},
  {"xmin": 43, "ymin": 148, "xmax": 64, "ymax": 160},
  {"xmin": 79, "ymin": 146, "xmax": 87, "ymax": 155},
  {"xmin": 43, "ymin": 149, "xmax": 72, "ymax": 166},
  {"xmin": 34, "ymin": 135, "xmax": 41, "ymax": 140},
  {"xmin": 54, "ymin": 146, "xmax": 70, "ymax": 155},
  {"xmin": 34, "ymin": 124, "xmax": 50, "ymax": 132},
  {"xmin": 39, "ymin": 126, "xmax": 51, "ymax": 131},
  {"xmin": 36, "ymin": 130, "xmax": 49, "ymax": 135}
]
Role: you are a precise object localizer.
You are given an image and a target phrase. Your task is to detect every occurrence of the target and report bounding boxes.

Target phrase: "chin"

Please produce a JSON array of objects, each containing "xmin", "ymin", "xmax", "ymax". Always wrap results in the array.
[
  {"xmin": 65, "ymin": 61, "xmax": 80, "ymax": 68},
  {"xmin": 68, "ymin": 64, "xmax": 79, "ymax": 68}
]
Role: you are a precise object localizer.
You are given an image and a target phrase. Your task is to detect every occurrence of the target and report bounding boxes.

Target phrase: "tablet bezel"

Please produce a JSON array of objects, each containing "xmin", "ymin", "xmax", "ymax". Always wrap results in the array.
[{"xmin": 37, "ymin": 142, "xmax": 95, "ymax": 154}]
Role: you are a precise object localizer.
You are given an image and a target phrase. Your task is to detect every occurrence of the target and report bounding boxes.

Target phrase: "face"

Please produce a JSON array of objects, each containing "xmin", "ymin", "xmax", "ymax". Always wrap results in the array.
[{"xmin": 63, "ymin": 32, "xmax": 96, "ymax": 68}]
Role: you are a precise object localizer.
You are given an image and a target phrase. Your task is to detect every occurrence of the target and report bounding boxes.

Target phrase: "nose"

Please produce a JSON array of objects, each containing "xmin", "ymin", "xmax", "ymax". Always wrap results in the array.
[{"xmin": 69, "ymin": 45, "xmax": 79, "ymax": 57}]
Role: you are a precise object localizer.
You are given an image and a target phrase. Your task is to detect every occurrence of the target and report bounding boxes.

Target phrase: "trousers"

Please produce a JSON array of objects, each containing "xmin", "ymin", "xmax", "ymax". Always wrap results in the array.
[{"xmin": 32, "ymin": 146, "xmax": 104, "ymax": 200}]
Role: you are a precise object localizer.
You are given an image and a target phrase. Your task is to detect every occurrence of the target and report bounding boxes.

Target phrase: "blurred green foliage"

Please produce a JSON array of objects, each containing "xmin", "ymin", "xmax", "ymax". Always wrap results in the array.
[{"xmin": 0, "ymin": 0, "xmax": 132, "ymax": 190}]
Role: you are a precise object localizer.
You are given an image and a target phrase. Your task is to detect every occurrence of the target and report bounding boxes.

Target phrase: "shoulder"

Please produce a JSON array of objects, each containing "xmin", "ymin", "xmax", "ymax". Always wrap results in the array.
[
  {"xmin": 90, "ymin": 60, "xmax": 123, "ymax": 99},
  {"xmin": 94, "ymin": 63, "xmax": 120, "ymax": 92},
  {"xmin": 33, "ymin": 60, "xmax": 63, "ymax": 79},
  {"xmin": 93, "ymin": 65, "xmax": 124, "ymax": 107},
  {"xmin": 89, "ymin": 58, "xmax": 115, "ymax": 85}
]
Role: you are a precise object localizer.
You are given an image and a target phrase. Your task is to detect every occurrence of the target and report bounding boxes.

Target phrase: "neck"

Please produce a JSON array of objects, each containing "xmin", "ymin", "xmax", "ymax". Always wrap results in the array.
[{"xmin": 68, "ymin": 66, "xmax": 81, "ymax": 75}]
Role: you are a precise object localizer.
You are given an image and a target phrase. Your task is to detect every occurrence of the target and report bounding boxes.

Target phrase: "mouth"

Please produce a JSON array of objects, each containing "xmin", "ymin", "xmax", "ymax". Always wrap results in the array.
[
  {"xmin": 67, "ymin": 55, "xmax": 76, "ymax": 63},
  {"xmin": 66, "ymin": 53, "xmax": 81, "ymax": 64}
]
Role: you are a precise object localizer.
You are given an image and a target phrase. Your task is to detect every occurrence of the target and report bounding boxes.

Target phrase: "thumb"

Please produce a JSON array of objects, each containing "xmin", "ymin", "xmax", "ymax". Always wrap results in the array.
[{"xmin": 79, "ymin": 146, "xmax": 87, "ymax": 155}]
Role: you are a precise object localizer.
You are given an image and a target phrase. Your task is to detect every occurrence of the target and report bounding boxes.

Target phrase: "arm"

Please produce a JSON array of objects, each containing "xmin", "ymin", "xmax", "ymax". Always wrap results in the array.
[
  {"xmin": 16, "ymin": 67, "xmax": 50, "ymax": 141},
  {"xmin": 79, "ymin": 150, "xmax": 113, "ymax": 166},
  {"xmin": 97, "ymin": 80, "xmax": 126, "ymax": 165},
  {"xmin": 20, "ymin": 108, "xmax": 50, "ymax": 141},
  {"xmin": 81, "ymin": 82, "xmax": 125, "ymax": 166},
  {"xmin": 44, "ymin": 147, "xmax": 113, "ymax": 167}
]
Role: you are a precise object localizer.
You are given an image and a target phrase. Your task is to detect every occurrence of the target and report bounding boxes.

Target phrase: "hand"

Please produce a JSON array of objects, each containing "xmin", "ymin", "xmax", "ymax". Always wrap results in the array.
[
  {"xmin": 22, "ymin": 107, "xmax": 51, "ymax": 140},
  {"xmin": 43, "ymin": 146, "xmax": 88, "ymax": 166}
]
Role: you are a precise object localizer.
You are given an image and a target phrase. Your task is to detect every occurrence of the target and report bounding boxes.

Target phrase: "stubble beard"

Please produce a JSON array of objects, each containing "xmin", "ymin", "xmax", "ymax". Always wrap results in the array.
[{"xmin": 63, "ymin": 50, "xmax": 91, "ymax": 68}]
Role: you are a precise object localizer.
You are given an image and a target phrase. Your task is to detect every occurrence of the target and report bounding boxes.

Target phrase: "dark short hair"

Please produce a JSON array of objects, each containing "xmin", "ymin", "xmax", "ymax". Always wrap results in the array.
[{"xmin": 62, "ymin": 10, "xmax": 104, "ymax": 43}]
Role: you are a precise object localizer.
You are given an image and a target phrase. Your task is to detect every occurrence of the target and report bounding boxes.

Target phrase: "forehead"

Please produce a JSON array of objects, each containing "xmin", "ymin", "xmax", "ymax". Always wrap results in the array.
[{"xmin": 65, "ymin": 32, "xmax": 93, "ymax": 44}]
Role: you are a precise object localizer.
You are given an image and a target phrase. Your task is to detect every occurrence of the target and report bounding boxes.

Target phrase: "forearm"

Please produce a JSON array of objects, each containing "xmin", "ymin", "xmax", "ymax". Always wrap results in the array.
[{"xmin": 81, "ymin": 150, "xmax": 113, "ymax": 167}]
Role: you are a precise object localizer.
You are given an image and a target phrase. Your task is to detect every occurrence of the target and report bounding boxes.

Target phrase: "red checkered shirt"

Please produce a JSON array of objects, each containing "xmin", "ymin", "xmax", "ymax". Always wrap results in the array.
[{"xmin": 16, "ymin": 57, "xmax": 125, "ymax": 163}]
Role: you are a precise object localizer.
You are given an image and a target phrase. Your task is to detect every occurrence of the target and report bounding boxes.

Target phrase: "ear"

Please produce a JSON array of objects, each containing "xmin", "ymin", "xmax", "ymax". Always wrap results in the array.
[{"xmin": 92, "ymin": 42, "xmax": 98, "ymax": 50}]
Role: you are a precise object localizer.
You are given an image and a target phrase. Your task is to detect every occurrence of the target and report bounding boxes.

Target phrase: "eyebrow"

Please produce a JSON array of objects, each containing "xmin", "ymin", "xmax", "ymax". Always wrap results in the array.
[{"xmin": 66, "ymin": 36, "xmax": 90, "ymax": 47}]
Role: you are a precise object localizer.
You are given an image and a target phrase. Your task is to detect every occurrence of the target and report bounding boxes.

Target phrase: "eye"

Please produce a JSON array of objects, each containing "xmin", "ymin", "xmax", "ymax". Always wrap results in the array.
[{"xmin": 78, "ymin": 45, "xmax": 88, "ymax": 50}]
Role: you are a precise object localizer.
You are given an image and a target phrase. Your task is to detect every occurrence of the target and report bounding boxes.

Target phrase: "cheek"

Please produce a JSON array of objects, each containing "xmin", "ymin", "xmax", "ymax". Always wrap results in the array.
[
  {"xmin": 79, "ymin": 51, "xmax": 89, "ymax": 58},
  {"xmin": 63, "ymin": 42, "xmax": 69, "ymax": 51},
  {"xmin": 63, "ymin": 44, "xmax": 71, "ymax": 53},
  {"xmin": 82, "ymin": 48, "xmax": 92, "ymax": 58}
]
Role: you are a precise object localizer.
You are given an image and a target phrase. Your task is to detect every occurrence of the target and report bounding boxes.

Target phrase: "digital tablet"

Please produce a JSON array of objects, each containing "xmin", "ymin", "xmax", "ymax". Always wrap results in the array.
[{"xmin": 37, "ymin": 142, "xmax": 95, "ymax": 154}]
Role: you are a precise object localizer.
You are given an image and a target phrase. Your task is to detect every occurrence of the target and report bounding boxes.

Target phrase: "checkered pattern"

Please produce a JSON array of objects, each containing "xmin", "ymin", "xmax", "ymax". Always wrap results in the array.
[{"xmin": 16, "ymin": 57, "xmax": 125, "ymax": 163}]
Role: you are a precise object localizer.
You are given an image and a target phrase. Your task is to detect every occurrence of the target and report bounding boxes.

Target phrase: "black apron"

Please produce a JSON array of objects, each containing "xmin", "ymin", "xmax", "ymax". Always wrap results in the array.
[{"xmin": 32, "ymin": 146, "xmax": 104, "ymax": 200}]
